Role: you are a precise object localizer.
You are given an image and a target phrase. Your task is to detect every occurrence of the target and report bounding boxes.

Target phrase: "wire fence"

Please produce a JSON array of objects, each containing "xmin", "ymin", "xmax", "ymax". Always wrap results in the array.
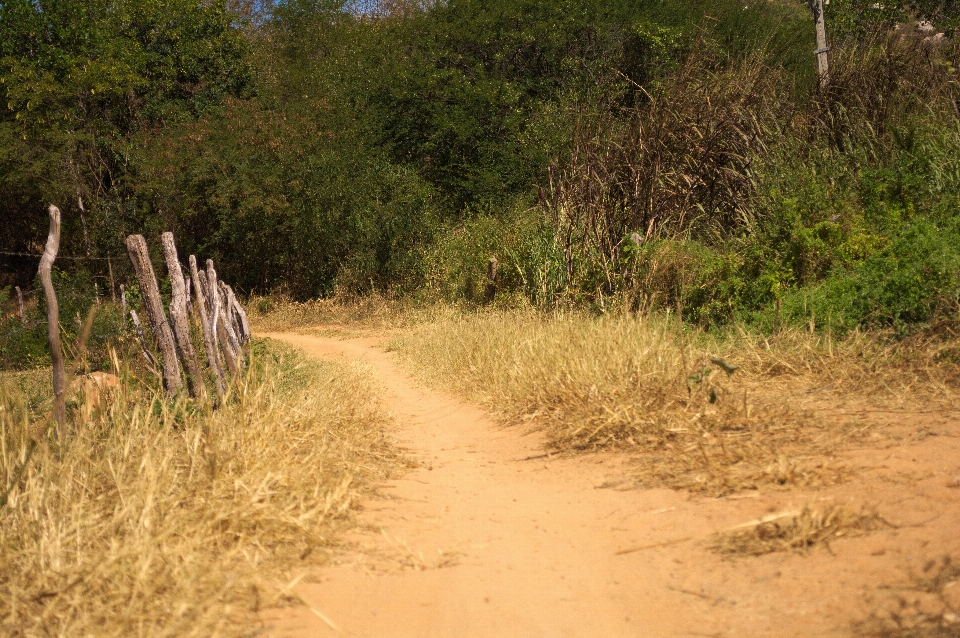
[{"xmin": 0, "ymin": 250, "xmax": 122, "ymax": 261}]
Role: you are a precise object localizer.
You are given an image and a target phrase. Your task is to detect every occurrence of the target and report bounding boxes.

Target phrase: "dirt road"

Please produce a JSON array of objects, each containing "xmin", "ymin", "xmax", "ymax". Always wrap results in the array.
[{"xmin": 261, "ymin": 332, "xmax": 960, "ymax": 638}]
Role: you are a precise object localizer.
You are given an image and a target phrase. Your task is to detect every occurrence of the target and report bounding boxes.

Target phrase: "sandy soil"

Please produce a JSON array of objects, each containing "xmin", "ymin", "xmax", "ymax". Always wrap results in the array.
[{"xmin": 259, "ymin": 331, "xmax": 960, "ymax": 638}]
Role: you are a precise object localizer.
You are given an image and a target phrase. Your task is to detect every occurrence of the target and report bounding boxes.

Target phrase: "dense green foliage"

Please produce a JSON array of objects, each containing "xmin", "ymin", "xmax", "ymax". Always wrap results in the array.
[{"xmin": 3, "ymin": 0, "xmax": 960, "ymax": 363}]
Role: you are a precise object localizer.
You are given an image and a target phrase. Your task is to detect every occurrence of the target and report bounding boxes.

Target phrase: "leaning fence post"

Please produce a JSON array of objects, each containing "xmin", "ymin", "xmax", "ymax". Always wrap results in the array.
[
  {"xmin": 15, "ymin": 286, "xmax": 25, "ymax": 323},
  {"xmin": 218, "ymin": 281, "xmax": 243, "ymax": 366},
  {"xmin": 207, "ymin": 260, "xmax": 239, "ymax": 376},
  {"xmin": 125, "ymin": 234, "xmax": 181, "ymax": 397},
  {"xmin": 130, "ymin": 309, "xmax": 158, "ymax": 371},
  {"xmin": 225, "ymin": 284, "xmax": 250, "ymax": 345},
  {"xmin": 190, "ymin": 256, "xmax": 226, "ymax": 397},
  {"xmin": 38, "ymin": 205, "xmax": 66, "ymax": 429},
  {"xmin": 161, "ymin": 233, "xmax": 205, "ymax": 399}
]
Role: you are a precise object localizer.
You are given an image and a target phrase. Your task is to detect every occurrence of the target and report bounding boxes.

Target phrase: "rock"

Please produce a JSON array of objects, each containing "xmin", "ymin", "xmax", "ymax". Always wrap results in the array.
[{"xmin": 80, "ymin": 372, "xmax": 122, "ymax": 412}]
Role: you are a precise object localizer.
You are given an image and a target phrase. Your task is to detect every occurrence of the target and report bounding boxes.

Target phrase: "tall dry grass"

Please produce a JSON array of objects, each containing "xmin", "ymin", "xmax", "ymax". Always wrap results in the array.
[
  {"xmin": 0, "ymin": 339, "xmax": 398, "ymax": 637},
  {"xmin": 392, "ymin": 309, "xmax": 960, "ymax": 494},
  {"xmin": 247, "ymin": 293, "xmax": 416, "ymax": 333}
]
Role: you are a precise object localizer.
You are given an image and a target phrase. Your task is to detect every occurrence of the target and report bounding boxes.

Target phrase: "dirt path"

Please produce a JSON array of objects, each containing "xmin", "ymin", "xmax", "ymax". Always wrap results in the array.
[{"xmin": 260, "ymin": 332, "xmax": 960, "ymax": 638}]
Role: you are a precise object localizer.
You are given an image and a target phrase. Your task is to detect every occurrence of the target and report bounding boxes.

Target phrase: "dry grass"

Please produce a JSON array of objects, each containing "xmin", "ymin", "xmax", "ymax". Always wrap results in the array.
[
  {"xmin": 247, "ymin": 293, "xmax": 417, "ymax": 333},
  {"xmin": 391, "ymin": 309, "xmax": 960, "ymax": 494},
  {"xmin": 710, "ymin": 504, "xmax": 885, "ymax": 556},
  {"xmin": 0, "ymin": 339, "xmax": 399, "ymax": 637},
  {"xmin": 860, "ymin": 556, "xmax": 960, "ymax": 638}
]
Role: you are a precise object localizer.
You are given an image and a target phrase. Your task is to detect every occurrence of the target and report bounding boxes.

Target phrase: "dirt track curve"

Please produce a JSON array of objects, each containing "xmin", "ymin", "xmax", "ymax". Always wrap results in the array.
[{"xmin": 260, "ymin": 331, "xmax": 960, "ymax": 638}]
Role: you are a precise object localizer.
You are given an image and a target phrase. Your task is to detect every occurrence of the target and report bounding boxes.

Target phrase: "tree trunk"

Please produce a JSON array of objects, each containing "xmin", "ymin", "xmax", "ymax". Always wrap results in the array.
[
  {"xmin": 38, "ymin": 205, "xmax": 65, "ymax": 430},
  {"xmin": 125, "ymin": 234, "xmax": 181, "ymax": 397},
  {"xmin": 190, "ymin": 256, "xmax": 226, "ymax": 397},
  {"xmin": 161, "ymin": 233, "xmax": 204, "ymax": 399}
]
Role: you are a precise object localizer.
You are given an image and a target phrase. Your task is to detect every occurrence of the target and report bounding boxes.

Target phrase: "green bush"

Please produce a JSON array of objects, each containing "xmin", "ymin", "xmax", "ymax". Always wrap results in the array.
[
  {"xmin": 0, "ymin": 271, "xmax": 127, "ymax": 371},
  {"xmin": 783, "ymin": 220, "xmax": 960, "ymax": 333}
]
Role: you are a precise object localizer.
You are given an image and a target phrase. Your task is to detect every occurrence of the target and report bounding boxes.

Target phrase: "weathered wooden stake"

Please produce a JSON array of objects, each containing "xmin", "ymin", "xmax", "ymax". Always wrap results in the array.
[
  {"xmin": 108, "ymin": 256, "xmax": 116, "ymax": 302},
  {"xmin": 206, "ymin": 260, "xmax": 220, "ymax": 347},
  {"xmin": 809, "ymin": 0, "xmax": 830, "ymax": 85},
  {"xmin": 226, "ymin": 284, "xmax": 250, "ymax": 345},
  {"xmin": 191, "ymin": 256, "xmax": 226, "ymax": 396},
  {"xmin": 161, "ymin": 232, "xmax": 204, "ymax": 399},
  {"xmin": 485, "ymin": 257, "xmax": 499, "ymax": 303},
  {"xmin": 219, "ymin": 281, "xmax": 243, "ymax": 366},
  {"xmin": 130, "ymin": 309, "xmax": 158, "ymax": 371},
  {"xmin": 38, "ymin": 205, "xmax": 66, "ymax": 429},
  {"xmin": 125, "ymin": 234, "xmax": 181, "ymax": 397},
  {"xmin": 120, "ymin": 284, "xmax": 127, "ymax": 322},
  {"xmin": 206, "ymin": 260, "xmax": 240, "ymax": 377},
  {"xmin": 14, "ymin": 286, "xmax": 25, "ymax": 323}
]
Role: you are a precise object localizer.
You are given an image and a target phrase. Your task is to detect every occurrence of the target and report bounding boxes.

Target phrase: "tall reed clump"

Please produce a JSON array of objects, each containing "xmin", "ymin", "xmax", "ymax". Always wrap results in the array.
[
  {"xmin": 392, "ymin": 310, "xmax": 960, "ymax": 494},
  {"xmin": 0, "ymin": 339, "xmax": 398, "ymax": 637}
]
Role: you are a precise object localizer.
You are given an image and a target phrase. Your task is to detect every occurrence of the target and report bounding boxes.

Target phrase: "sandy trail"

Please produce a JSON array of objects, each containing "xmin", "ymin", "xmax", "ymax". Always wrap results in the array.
[{"xmin": 261, "ymin": 331, "xmax": 960, "ymax": 638}]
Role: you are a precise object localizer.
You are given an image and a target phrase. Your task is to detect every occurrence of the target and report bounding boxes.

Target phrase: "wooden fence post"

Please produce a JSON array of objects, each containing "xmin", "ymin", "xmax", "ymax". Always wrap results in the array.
[
  {"xmin": 218, "ymin": 281, "xmax": 243, "ymax": 366},
  {"xmin": 225, "ymin": 284, "xmax": 250, "ymax": 345},
  {"xmin": 130, "ymin": 309, "xmax": 158, "ymax": 371},
  {"xmin": 108, "ymin": 256, "xmax": 116, "ymax": 302},
  {"xmin": 190, "ymin": 256, "xmax": 226, "ymax": 397},
  {"xmin": 207, "ymin": 260, "xmax": 240, "ymax": 376},
  {"xmin": 161, "ymin": 232, "xmax": 204, "ymax": 399},
  {"xmin": 120, "ymin": 284, "xmax": 127, "ymax": 323},
  {"xmin": 809, "ymin": 0, "xmax": 830, "ymax": 85},
  {"xmin": 14, "ymin": 286, "xmax": 25, "ymax": 323},
  {"xmin": 125, "ymin": 234, "xmax": 181, "ymax": 397},
  {"xmin": 38, "ymin": 205, "xmax": 66, "ymax": 429},
  {"xmin": 485, "ymin": 257, "xmax": 499, "ymax": 303}
]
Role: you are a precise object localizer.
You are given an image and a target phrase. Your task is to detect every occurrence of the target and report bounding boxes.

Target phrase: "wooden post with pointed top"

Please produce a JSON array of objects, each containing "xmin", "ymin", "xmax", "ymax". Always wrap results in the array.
[
  {"xmin": 161, "ymin": 232, "xmax": 204, "ymax": 399},
  {"xmin": 38, "ymin": 205, "xmax": 65, "ymax": 430},
  {"xmin": 125, "ymin": 234, "xmax": 181, "ymax": 397},
  {"xmin": 190, "ymin": 255, "xmax": 226, "ymax": 397},
  {"xmin": 225, "ymin": 284, "xmax": 250, "ymax": 345},
  {"xmin": 218, "ymin": 280, "xmax": 243, "ymax": 367},
  {"xmin": 206, "ymin": 259, "xmax": 239, "ymax": 377}
]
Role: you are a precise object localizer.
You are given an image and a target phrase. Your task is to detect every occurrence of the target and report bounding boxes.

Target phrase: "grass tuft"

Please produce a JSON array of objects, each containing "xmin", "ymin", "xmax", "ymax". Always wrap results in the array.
[{"xmin": 710, "ymin": 504, "xmax": 885, "ymax": 557}]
